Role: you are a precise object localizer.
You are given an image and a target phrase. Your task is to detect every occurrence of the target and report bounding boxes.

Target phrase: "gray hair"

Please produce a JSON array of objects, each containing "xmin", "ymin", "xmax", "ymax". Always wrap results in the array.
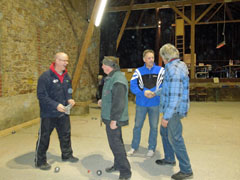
[
  {"xmin": 102, "ymin": 56, "xmax": 120, "ymax": 69},
  {"xmin": 159, "ymin": 43, "xmax": 179, "ymax": 62}
]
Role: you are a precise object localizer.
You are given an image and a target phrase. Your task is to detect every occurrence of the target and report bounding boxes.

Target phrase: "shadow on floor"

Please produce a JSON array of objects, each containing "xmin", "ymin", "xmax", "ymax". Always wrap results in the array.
[
  {"xmin": 124, "ymin": 144, "xmax": 175, "ymax": 177},
  {"xmin": 80, "ymin": 153, "xmax": 118, "ymax": 180},
  {"xmin": 6, "ymin": 151, "xmax": 63, "ymax": 169}
]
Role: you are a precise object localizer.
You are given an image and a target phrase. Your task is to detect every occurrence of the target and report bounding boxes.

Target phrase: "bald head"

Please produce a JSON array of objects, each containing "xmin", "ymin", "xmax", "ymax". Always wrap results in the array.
[
  {"xmin": 55, "ymin": 52, "xmax": 69, "ymax": 61},
  {"xmin": 54, "ymin": 52, "xmax": 69, "ymax": 73}
]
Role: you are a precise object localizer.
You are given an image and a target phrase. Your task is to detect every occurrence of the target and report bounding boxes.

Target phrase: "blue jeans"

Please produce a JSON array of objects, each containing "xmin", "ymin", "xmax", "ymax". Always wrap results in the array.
[
  {"xmin": 131, "ymin": 105, "xmax": 159, "ymax": 151},
  {"xmin": 160, "ymin": 113, "xmax": 192, "ymax": 174}
]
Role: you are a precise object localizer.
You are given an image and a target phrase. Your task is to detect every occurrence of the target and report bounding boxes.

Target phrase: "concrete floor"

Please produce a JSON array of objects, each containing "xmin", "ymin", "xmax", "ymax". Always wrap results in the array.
[{"xmin": 0, "ymin": 101, "xmax": 240, "ymax": 180}]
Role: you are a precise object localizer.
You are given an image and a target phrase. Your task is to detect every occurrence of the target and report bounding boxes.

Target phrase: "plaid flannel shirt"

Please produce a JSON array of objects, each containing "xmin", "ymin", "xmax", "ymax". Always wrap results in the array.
[{"xmin": 159, "ymin": 59, "xmax": 190, "ymax": 120}]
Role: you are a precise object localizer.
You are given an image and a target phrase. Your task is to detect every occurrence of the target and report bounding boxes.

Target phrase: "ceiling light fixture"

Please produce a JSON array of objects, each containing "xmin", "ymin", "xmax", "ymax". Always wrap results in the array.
[{"xmin": 95, "ymin": 0, "xmax": 108, "ymax": 27}]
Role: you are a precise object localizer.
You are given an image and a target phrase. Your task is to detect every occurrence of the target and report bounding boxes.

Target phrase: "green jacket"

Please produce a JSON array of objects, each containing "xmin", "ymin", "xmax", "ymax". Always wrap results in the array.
[{"xmin": 101, "ymin": 70, "xmax": 129, "ymax": 126}]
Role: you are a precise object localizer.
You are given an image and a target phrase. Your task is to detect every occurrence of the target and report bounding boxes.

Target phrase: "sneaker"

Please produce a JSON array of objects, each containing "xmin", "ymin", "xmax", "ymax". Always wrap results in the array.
[
  {"xmin": 105, "ymin": 166, "xmax": 119, "ymax": 173},
  {"xmin": 146, "ymin": 150, "xmax": 154, "ymax": 157},
  {"xmin": 35, "ymin": 162, "xmax": 51, "ymax": 170},
  {"xmin": 62, "ymin": 156, "xmax": 79, "ymax": 163},
  {"xmin": 127, "ymin": 148, "xmax": 136, "ymax": 156},
  {"xmin": 155, "ymin": 159, "xmax": 176, "ymax": 166},
  {"xmin": 171, "ymin": 171, "xmax": 193, "ymax": 180}
]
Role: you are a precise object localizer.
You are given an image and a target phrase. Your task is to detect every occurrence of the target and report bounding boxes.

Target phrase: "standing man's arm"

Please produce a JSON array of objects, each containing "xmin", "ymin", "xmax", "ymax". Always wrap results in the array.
[{"xmin": 110, "ymin": 82, "xmax": 127, "ymax": 129}]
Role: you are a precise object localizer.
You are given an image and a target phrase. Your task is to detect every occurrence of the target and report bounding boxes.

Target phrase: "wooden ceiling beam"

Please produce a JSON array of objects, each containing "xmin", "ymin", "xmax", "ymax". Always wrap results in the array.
[
  {"xmin": 107, "ymin": 0, "xmax": 240, "ymax": 12},
  {"xmin": 125, "ymin": 25, "xmax": 156, "ymax": 30},
  {"xmin": 137, "ymin": 10, "xmax": 145, "ymax": 27},
  {"xmin": 72, "ymin": 0, "xmax": 101, "ymax": 94},
  {"xmin": 195, "ymin": 3, "xmax": 216, "ymax": 23},
  {"xmin": 225, "ymin": 4, "xmax": 233, "ymax": 20},
  {"xmin": 206, "ymin": 3, "xmax": 223, "ymax": 22},
  {"xmin": 171, "ymin": 19, "xmax": 240, "ymax": 26},
  {"xmin": 116, "ymin": 0, "xmax": 134, "ymax": 50},
  {"xmin": 170, "ymin": 4, "xmax": 192, "ymax": 25},
  {"xmin": 197, "ymin": 19, "xmax": 240, "ymax": 24}
]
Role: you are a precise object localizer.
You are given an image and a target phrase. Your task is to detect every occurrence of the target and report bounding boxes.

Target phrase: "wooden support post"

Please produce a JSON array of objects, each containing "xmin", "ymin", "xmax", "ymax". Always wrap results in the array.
[
  {"xmin": 116, "ymin": 0, "xmax": 134, "ymax": 50},
  {"xmin": 72, "ymin": 0, "xmax": 101, "ymax": 95},
  {"xmin": 190, "ymin": 3, "xmax": 196, "ymax": 79},
  {"xmin": 155, "ymin": 8, "xmax": 162, "ymax": 66}
]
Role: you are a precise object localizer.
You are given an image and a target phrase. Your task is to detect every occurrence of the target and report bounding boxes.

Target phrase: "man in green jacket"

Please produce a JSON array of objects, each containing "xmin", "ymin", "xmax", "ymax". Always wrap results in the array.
[{"xmin": 98, "ymin": 56, "xmax": 131, "ymax": 180}]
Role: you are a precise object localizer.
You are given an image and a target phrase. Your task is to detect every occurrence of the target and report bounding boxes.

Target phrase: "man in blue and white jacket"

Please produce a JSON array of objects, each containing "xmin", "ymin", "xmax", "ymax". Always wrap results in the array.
[{"xmin": 127, "ymin": 49, "xmax": 164, "ymax": 157}]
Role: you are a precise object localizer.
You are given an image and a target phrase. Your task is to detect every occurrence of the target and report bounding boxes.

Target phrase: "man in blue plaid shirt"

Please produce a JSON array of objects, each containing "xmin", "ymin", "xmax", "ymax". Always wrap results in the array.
[{"xmin": 155, "ymin": 44, "xmax": 193, "ymax": 180}]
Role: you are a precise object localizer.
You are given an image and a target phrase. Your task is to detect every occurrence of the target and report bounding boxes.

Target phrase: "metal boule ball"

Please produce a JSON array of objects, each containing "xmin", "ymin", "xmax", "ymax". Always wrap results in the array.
[
  {"xmin": 96, "ymin": 170, "xmax": 102, "ymax": 176},
  {"xmin": 54, "ymin": 166, "xmax": 60, "ymax": 173},
  {"xmin": 12, "ymin": 130, "xmax": 16, "ymax": 134}
]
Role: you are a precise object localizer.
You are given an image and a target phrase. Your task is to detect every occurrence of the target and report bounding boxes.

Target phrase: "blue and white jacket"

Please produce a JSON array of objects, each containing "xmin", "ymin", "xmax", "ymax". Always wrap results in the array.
[{"xmin": 130, "ymin": 63, "xmax": 164, "ymax": 107}]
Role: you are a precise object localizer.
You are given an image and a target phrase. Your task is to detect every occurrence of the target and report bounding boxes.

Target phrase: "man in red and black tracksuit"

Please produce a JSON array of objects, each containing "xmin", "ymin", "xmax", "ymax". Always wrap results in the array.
[{"xmin": 35, "ymin": 52, "xmax": 78, "ymax": 170}]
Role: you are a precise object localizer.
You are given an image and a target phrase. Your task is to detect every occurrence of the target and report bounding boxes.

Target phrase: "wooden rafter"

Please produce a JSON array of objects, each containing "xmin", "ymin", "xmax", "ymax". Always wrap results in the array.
[
  {"xmin": 125, "ymin": 19, "xmax": 240, "ymax": 30},
  {"xmin": 137, "ymin": 10, "xmax": 145, "ymax": 27},
  {"xmin": 225, "ymin": 4, "xmax": 233, "ymax": 20},
  {"xmin": 170, "ymin": 5, "xmax": 192, "ymax": 25},
  {"xmin": 198, "ymin": 19, "xmax": 240, "ymax": 24},
  {"xmin": 116, "ymin": 0, "xmax": 134, "ymax": 50},
  {"xmin": 125, "ymin": 25, "xmax": 156, "ymax": 30},
  {"xmin": 195, "ymin": 3, "xmax": 216, "ymax": 23},
  {"xmin": 107, "ymin": 0, "xmax": 240, "ymax": 12},
  {"xmin": 206, "ymin": 3, "xmax": 224, "ymax": 22},
  {"xmin": 72, "ymin": 0, "xmax": 101, "ymax": 94}
]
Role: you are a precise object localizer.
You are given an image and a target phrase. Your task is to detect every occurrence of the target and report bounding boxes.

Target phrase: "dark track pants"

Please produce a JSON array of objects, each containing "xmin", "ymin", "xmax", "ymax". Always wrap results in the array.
[
  {"xmin": 35, "ymin": 115, "xmax": 73, "ymax": 166},
  {"xmin": 106, "ymin": 125, "xmax": 131, "ymax": 177}
]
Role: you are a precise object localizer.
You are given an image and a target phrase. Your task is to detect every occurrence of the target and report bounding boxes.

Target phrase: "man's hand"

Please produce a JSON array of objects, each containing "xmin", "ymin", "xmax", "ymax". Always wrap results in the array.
[
  {"xmin": 68, "ymin": 99, "xmax": 75, "ymax": 107},
  {"xmin": 98, "ymin": 99, "xmax": 102, "ymax": 107},
  {"xmin": 161, "ymin": 118, "xmax": 168, "ymax": 128},
  {"xmin": 110, "ymin": 120, "xmax": 117, "ymax": 130},
  {"xmin": 57, "ymin": 104, "xmax": 66, "ymax": 112},
  {"xmin": 144, "ymin": 90, "xmax": 155, "ymax": 98}
]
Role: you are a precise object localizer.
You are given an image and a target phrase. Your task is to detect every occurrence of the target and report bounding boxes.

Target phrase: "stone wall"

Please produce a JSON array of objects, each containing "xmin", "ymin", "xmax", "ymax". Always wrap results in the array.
[{"xmin": 0, "ymin": 0, "xmax": 100, "ymax": 130}]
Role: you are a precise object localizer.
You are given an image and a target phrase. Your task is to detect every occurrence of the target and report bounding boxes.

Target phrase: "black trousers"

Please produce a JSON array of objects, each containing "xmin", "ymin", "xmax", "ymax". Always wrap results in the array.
[
  {"xmin": 35, "ymin": 115, "xmax": 73, "ymax": 166},
  {"xmin": 106, "ymin": 125, "xmax": 131, "ymax": 177}
]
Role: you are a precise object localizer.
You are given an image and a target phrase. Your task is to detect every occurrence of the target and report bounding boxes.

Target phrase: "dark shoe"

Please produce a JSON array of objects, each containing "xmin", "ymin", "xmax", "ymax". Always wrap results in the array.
[
  {"xmin": 155, "ymin": 159, "xmax": 176, "ymax": 166},
  {"xmin": 171, "ymin": 171, "xmax": 193, "ymax": 180},
  {"xmin": 119, "ymin": 174, "xmax": 131, "ymax": 180},
  {"xmin": 35, "ymin": 162, "xmax": 51, "ymax": 170},
  {"xmin": 119, "ymin": 177, "xmax": 131, "ymax": 180},
  {"xmin": 62, "ymin": 156, "xmax": 79, "ymax": 163},
  {"xmin": 105, "ymin": 166, "xmax": 119, "ymax": 173}
]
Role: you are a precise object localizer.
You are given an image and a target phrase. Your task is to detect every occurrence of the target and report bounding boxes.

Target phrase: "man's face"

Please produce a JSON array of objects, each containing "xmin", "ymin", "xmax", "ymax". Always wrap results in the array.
[
  {"xmin": 56, "ymin": 54, "xmax": 69, "ymax": 72},
  {"xmin": 102, "ymin": 64, "xmax": 113, "ymax": 75},
  {"xmin": 143, "ymin": 52, "xmax": 154, "ymax": 68}
]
